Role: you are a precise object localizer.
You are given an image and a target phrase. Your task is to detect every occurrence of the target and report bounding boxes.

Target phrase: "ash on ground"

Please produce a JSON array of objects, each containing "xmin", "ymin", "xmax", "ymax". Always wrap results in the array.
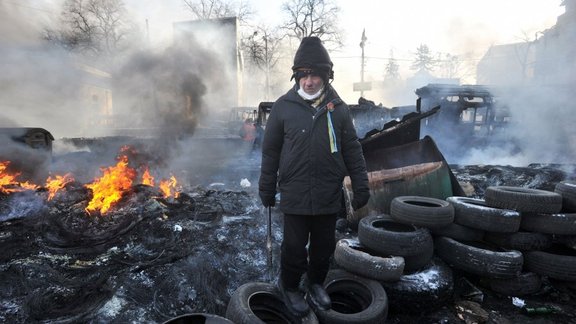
[{"xmin": 1, "ymin": 151, "xmax": 576, "ymax": 323}]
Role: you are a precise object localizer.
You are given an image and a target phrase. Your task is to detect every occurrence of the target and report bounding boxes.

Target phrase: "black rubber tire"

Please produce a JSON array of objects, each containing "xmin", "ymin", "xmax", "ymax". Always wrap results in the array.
[
  {"xmin": 520, "ymin": 212, "xmax": 576, "ymax": 235},
  {"xmin": 163, "ymin": 313, "xmax": 235, "ymax": 324},
  {"xmin": 555, "ymin": 180, "xmax": 576, "ymax": 211},
  {"xmin": 381, "ymin": 257, "xmax": 454, "ymax": 314},
  {"xmin": 430, "ymin": 222, "xmax": 485, "ymax": 242},
  {"xmin": 402, "ymin": 239, "xmax": 434, "ymax": 273},
  {"xmin": 358, "ymin": 215, "xmax": 433, "ymax": 257},
  {"xmin": 555, "ymin": 235, "xmax": 576, "ymax": 250},
  {"xmin": 447, "ymin": 196, "xmax": 521, "ymax": 233},
  {"xmin": 486, "ymin": 272, "xmax": 542, "ymax": 296},
  {"xmin": 484, "ymin": 186, "xmax": 563, "ymax": 214},
  {"xmin": 484, "ymin": 231, "xmax": 552, "ymax": 251},
  {"xmin": 225, "ymin": 282, "xmax": 319, "ymax": 324},
  {"xmin": 333, "ymin": 238, "xmax": 405, "ymax": 282},
  {"xmin": 312, "ymin": 269, "xmax": 388, "ymax": 324},
  {"xmin": 524, "ymin": 244, "xmax": 576, "ymax": 281},
  {"xmin": 390, "ymin": 196, "xmax": 454, "ymax": 229},
  {"xmin": 434, "ymin": 236, "xmax": 523, "ymax": 279}
]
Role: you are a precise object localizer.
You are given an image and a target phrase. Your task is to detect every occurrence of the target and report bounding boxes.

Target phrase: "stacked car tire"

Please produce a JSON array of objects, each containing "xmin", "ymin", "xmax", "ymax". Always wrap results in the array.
[
  {"xmin": 437, "ymin": 183, "xmax": 576, "ymax": 298},
  {"xmin": 334, "ymin": 197, "xmax": 457, "ymax": 316},
  {"xmin": 224, "ymin": 181, "xmax": 576, "ymax": 323}
]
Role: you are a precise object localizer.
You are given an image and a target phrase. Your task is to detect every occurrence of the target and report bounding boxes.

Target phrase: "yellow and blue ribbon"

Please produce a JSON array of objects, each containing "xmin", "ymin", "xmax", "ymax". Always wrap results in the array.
[{"xmin": 327, "ymin": 110, "xmax": 338, "ymax": 153}]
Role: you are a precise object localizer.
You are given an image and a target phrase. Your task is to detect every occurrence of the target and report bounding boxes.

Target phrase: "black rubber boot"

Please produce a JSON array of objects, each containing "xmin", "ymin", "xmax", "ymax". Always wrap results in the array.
[
  {"xmin": 278, "ymin": 281, "xmax": 310, "ymax": 317},
  {"xmin": 306, "ymin": 283, "xmax": 331, "ymax": 311}
]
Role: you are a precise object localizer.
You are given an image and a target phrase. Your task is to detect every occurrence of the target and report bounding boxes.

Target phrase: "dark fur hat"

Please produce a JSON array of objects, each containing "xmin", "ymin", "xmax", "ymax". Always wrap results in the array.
[{"xmin": 291, "ymin": 36, "xmax": 334, "ymax": 81}]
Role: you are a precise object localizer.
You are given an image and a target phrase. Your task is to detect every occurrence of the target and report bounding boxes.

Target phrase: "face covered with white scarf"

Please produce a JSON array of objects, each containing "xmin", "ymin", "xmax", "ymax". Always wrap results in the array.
[
  {"xmin": 295, "ymin": 69, "xmax": 325, "ymax": 100},
  {"xmin": 290, "ymin": 37, "xmax": 334, "ymax": 102}
]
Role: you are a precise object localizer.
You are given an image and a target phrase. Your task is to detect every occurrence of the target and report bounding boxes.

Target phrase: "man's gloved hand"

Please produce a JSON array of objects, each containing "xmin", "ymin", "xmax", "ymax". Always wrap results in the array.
[
  {"xmin": 351, "ymin": 191, "xmax": 370, "ymax": 211},
  {"xmin": 260, "ymin": 192, "xmax": 276, "ymax": 207}
]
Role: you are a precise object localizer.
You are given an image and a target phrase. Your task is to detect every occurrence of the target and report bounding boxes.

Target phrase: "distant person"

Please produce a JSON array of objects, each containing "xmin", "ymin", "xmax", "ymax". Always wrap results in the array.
[
  {"xmin": 239, "ymin": 118, "xmax": 256, "ymax": 142},
  {"xmin": 252, "ymin": 122, "xmax": 264, "ymax": 152},
  {"xmin": 259, "ymin": 36, "xmax": 370, "ymax": 317},
  {"xmin": 239, "ymin": 118, "xmax": 256, "ymax": 155}
]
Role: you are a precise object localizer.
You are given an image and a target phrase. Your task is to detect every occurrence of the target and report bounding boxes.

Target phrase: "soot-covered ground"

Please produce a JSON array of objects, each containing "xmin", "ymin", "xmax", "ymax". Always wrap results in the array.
[{"xmin": 1, "ymin": 138, "xmax": 576, "ymax": 323}]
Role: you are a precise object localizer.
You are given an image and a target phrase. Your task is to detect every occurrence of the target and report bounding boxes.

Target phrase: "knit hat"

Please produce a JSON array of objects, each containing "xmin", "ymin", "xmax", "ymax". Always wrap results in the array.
[{"xmin": 291, "ymin": 37, "xmax": 334, "ymax": 82}]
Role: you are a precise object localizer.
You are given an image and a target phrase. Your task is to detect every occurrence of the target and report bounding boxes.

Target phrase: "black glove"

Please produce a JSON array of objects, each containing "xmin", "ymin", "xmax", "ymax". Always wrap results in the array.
[
  {"xmin": 260, "ymin": 192, "xmax": 276, "ymax": 207},
  {"xmin": 351, "ymin": 192, "xmax": 370, "ymax": 211}
]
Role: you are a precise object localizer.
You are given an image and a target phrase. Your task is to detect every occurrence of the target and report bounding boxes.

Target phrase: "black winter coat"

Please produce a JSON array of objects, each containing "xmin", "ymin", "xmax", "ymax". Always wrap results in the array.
[{"xmin": 259, "ymin": 85, "xmax": 370, "ymax": 215}]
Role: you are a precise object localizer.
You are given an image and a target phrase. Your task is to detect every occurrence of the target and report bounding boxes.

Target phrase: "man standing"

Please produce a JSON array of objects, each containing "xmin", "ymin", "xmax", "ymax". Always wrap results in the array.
[{"xmin": 259, "ymin": 36, "xmax": 370, "ymax": 317}]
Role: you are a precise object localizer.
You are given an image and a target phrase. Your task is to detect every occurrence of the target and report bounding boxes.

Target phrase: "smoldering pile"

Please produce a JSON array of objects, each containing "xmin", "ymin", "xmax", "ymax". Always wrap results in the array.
[{"xmin": 0, "ymin": 177, "xmax": 270, "ymax": 323}]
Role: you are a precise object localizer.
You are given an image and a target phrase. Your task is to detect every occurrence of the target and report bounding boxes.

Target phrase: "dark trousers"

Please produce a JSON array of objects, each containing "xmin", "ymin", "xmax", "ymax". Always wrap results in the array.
[{"xmin": 280, "ymin": 213, "xmax": 337, "ymax": 290}]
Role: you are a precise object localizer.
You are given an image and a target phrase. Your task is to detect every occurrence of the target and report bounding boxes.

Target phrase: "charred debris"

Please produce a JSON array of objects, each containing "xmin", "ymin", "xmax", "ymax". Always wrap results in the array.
[{"xmin": 0, "ymin": 83, "xmax": 575, "ymax": 322}]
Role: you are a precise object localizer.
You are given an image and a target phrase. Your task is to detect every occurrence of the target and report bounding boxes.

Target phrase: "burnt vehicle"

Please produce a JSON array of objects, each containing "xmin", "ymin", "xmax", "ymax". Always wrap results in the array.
[
  {"xmin": 414, "ymin": 83, "xmax": 513, "ymax": 158},
  {"xmin": 0, "ymin": 127, "xmax": 54, "ymax": 152},
  {"xmin": 0, "ymin": 128, "xmax": 54, "ymax": 183},
  {"xmin": 348, "ymin": 97, "xmax": 390, "ymax": 139}
]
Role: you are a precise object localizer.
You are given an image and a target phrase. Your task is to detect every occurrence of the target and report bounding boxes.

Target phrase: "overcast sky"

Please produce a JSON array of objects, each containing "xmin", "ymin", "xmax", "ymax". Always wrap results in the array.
[
  {"xmin": 133, "ymin": 1, "xmax": 564, "ymax": 51},
  {"xmin": 118, "ymin": 0, "xmax": 565, "ymax": 85},
  {"xmin": 7, "ymin": 0, "xmax": 563, "ymax": 80}
]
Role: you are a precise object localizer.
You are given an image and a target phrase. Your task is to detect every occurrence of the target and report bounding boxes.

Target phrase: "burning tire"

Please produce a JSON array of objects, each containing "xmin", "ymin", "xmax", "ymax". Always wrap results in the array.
[
  {"xmin": 447, "ymin": 196, "xmax": 520, "ymax": 233},
  {"xmin": 484, "ymin": 231, "xmax": 552, "ymax": 251},
  {"xmin": 163, "ymin": 313, "xmax": 234, "ymax": 324},
  {"xmin": 524, "ymin": 244, "xmax": 576, "ymax": 281},
  {"xmin": 485, "ymin": 272, "xmax": 542, "ymax": 296},
  {"xmin": 520, "ymin": 212, "xmax": 576, "ymax": 235},
  {"xmin": 484, "ymin": 186, "xmax": 563, "ymax": 214},
  {"xmin": 390, "ymin": 196, "xmax": 454, "ymax": 229},
  {"xmin": 311, "ymin": 269, "xmax": 388, "ymax": 324},
  {"xmin": 555, "ymin": 180, "xmax": 576, "ymax": 211},
  {"xmin": 358, "ymin": 214, "xmax": 433, "ymax": 257},
  {"xmin": 333, "ymin": 238, "xmax": 404, "ymax": 282},
  {"xmin": 434, "ymin": 236, "xmax": 523, "ymax": 279},
  {"xmin": 225, "ymin": 282, "xmax": 319, "ymax": 324},
  {"xmin": 430, "ymin": 222, "xmax": 485, "ymax": 242},
  {"xmin": 381, "ymin": 257, "xmax": 454, "ymax": 314}
]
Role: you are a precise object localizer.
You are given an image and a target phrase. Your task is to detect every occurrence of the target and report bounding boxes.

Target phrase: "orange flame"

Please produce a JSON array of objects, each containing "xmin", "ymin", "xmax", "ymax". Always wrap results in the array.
[
  {"xmin": 159, "ymin": 175, "xmax": 180, "ymax": 198},
  {"xmin": 0, "ymin": 161, "xmax": 39, "ymax": 194},
  {"xmin": 141, "ymin": 168, "xmax": 154, "ymax": 186},
  {"xmin": 45, "ymin": 173, "xmax": 74, "ymax": 200},
  {"xmin": 85, "ymin": 155, "xmax": 137, "ymax": 215}
]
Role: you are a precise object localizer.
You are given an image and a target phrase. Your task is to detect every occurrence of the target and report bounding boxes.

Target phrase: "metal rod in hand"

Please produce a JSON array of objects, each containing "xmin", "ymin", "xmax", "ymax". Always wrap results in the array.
[{"xmin": 266, "ymin": 206, "xmax": 273, "ymax": 281}]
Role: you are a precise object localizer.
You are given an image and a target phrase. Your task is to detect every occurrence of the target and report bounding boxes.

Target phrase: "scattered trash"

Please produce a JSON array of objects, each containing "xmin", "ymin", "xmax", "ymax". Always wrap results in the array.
[
  {"xmin": 240, "ymin": 178, "xmax": 251, "ymax": 188},
  {"xmin": 511, "ymin": 297, "xmax": 525, "ymax": 308},
  {"xmin": 173, "ymin": 224, "xmax": 182, "ymax": 232},
  {"xmin": 455, "ymin": 300, "xmax": 489, "ymax": 323}
]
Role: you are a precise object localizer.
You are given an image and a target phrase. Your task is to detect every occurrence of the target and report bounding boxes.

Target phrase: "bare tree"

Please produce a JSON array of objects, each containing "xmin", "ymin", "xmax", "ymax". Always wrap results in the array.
[
  {"xmin": 438, "ymin": 53, "xmax": 461, "ymax": 79},
  {"xmin": 410, "ymin": 44, "xmax": 436, "ymax": 73},
  {"xmin": 44, "ymin": 0, "xmax": 135, "ymax": 64},
  {"xmin": 183, "ymin": 0, "xmax": 253, "ymax": 23},
  {"xmin": 280, "ymin": 0, "xmax": 343, "ymax": 49},
  {"xmin": 242, "ymin": 26, "xmax": 283, "ymax": 99}
]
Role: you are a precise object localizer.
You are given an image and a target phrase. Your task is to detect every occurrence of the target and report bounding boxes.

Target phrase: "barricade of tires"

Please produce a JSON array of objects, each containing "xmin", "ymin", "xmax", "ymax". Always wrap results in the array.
[
  {"xmin": 224, "ymin": 182, "xmax": 576, "ymax": 323},
  {"xmin": 332, "ymin": 183, "xmax": 576, "ymax": 319},
  {"xmin": 444, "ymin": 184, "xmax": 576, "ymax": 297},
  {"xmin": 336, "ymin": 197, "xmax": 457, "ymax": 316}
]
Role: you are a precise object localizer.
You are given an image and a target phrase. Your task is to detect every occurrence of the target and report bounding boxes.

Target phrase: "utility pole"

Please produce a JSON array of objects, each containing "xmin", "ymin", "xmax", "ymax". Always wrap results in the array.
[
  {"xmin": 359, "ymin": 29, "xmax": 367, "ymax": 98},
  {"xmin": 264, "ymin": 34, "xmax": 270, "ymax": 100}
]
